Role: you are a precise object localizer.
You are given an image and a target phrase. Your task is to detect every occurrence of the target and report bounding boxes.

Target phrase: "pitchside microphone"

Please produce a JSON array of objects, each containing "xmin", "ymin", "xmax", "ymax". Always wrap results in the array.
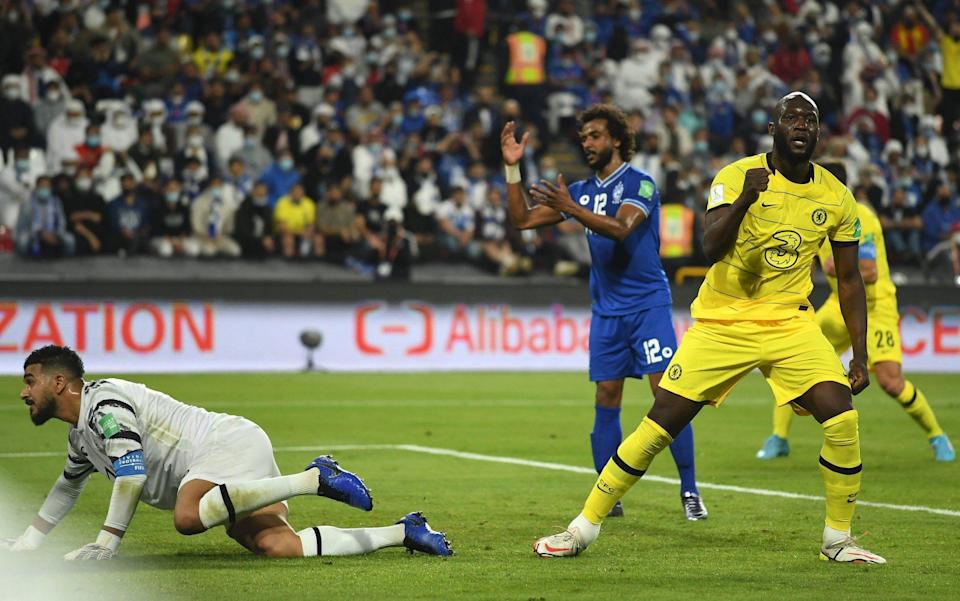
[{"xmin": 299, "ymin": 329, "xmax": 323, "ymax": 371}]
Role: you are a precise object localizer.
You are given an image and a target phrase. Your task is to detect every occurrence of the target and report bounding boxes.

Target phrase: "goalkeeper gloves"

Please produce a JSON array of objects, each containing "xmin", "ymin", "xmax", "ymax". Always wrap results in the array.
[
  {"xmin": 63, "ymin": 529, "xmax": 122, "ymax": 561},
  {"xmin": 0, "ymin": 525, "xmax": 46, "ymax": 551}
]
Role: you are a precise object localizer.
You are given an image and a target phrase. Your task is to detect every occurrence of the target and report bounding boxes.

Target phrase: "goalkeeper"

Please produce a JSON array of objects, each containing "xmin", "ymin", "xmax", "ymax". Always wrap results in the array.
[{"xmin": 3, "ymin": 345, "xmax": 453, "ymax": 560}]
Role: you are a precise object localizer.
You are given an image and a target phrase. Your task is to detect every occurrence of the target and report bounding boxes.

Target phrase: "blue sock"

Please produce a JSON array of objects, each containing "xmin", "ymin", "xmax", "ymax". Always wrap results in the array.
[
  {"xmin": 669, "ymin": 423, "xmax": 699, "ymax": 495},
  {"xmin": 590, "ymin": 405, "xmax": 622, "ymax": 473}
]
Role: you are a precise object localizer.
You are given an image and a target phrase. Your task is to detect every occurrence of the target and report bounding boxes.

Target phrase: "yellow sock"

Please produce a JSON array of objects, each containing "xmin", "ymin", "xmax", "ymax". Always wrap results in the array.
[
  {"xmin": 772, "ymin": 403, "xmax": 793, "ymax": 439},
  {"xmin": 582, "ymin": 417, "xmax": 673, "ymax": 524},
  {"xmin": 895, "ymin": 380, "xmax": 944, "ymax": 439},
  {"xmin": 819, "ymin": 410, "xmax": 861, "ymax": 531}
]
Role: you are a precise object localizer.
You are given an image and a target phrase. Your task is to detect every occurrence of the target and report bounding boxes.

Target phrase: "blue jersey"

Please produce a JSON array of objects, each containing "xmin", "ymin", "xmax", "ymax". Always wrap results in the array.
[{"xmin": 565, "ymin": 163, "xmax": 672, "ymax": 316}]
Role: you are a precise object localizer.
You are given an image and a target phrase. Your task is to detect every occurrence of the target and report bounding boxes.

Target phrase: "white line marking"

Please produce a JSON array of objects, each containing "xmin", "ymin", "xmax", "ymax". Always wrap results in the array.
[{"xmin": 3, "ymin": 444, "xmax": 957, "ymax": 518}]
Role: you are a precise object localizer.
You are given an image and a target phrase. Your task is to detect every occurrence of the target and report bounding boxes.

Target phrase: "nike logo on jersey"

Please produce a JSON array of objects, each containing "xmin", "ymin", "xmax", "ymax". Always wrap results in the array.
[{"xmin": 760, "ymin": 202, "xmax": 778, "ymax": 208}]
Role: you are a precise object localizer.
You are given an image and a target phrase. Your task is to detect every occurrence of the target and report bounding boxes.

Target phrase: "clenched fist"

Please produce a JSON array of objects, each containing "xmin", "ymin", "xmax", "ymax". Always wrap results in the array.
[{"xmin": 740, "ymin": 168, "xmax": 772, "ymax": 205}]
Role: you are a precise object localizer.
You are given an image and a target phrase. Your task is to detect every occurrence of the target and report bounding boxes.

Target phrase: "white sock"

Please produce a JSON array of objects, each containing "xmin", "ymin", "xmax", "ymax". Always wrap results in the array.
[
  {"xmin": 198, "ymin": 470, "xmax": 317, "ymax": 529},
  {"xmin": 296, "ymin": 525, "xmax": 405, "ymax": 557},
  {"xmin": 822, "ymin": 525, "xmax": 850, "ymax": 546},
  {"xmin": 567, "ymin": 513, "xmax": 601, "ymax": 547}
]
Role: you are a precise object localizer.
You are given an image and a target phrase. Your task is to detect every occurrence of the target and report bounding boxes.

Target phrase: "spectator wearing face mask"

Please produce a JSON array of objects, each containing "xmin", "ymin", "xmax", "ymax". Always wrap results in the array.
[
  {"xmin": 231, "ymin": 125, "xmax": 273, "ymax": 179},
  {"xmin": 179, "ymin": 156, "xmax": 209, "ymax": 201},
  {"xmin": 190, "ymin": 177, "xmax": 242, "ymax": 258},
  {"xmin": 315, "ymin": 184, "xmax": 362, "ymax": 264},
  {"xmin": 224, "ymin": 157, "xmax": 254, "ymax": 197},
  {"xmin": 274, "ymin": 183, "xmax": 321, "ymax": 259},
  {"xmin": 151, "ymin": 178, "xmax": 199, "ymax": 258},
  {"xmin": 141, "ymin": 98, "xmax": 174, "ymax": 155},
  {"xmin": 922, "ymin": 180, "xmax": 960, "ymax": 274},
  {"xmin": 46, "ymin": 99, "xmax": 88, "ymax": 174},
  {"xmin": 239, "ymin": 82, "xmax": 277, "ymax": 136},
  {"xmin": 20, "ymin": 47, "xmax": 69, "ymax": 106},
  {"xmin": 215, "ymin": 105, "xmax": 248, "ymax": 174},
  {"xmin": 164, "ymin": 81, "xmax": 191, "ymax": 126},
  {"xmin": 879, "ymin": 184, "xmax": 923, "ymax": 264},
  {"xmin": 100, "ymin": 104, "xmax": 138, "ymax": 153},
  {"xmin": 193, "ymin": 33, "xmax": 234, "ymax": 79},
  {"xmin": 0, "ymin": 74, "xmax": 37, "ymax": 153},
  {"xmin": 916, "ymin": 1, "xmax": 960, "ymax": 150},
  {"xmin": 260, "ymin": 150, "xmax": 300, "ymax": 207},
  {"xmin": 0, "ymin": 146, "xmax": 40, "ymax": 228},
  {"xmin": 15, "ymin": 176, "xmax": 75, "ymax": 258},
  {"xmin": 106, "ymin": 173, "xmax": 151, "ymax": 256},
  {"xmin": 176, "ymin": 125, "xmax": 213, "ymax": 180},
  {"xmin": 234, "ymin": 181, "xmax": 276, "ymax": 259},
  {"xmin": 176, "ymin": 101, "xmax": 213, "ymax": 152},
  {"xmin": 63, "ymin": 167, "xmax": 106, "ymax": 255},
  {"xmin": 75, "ymin": 123, "xmax": 105, "ymax": 170},
  {"xmin": 32, "ymin": 80, "xmax": 67, "ymax": 138},
  {"xmin": 128, "ymin": 129, "xmax": 163, "ymax": 174},
  {"xmin": 134, "ymin": 27, "xmax": 180, "ymax": 98}
]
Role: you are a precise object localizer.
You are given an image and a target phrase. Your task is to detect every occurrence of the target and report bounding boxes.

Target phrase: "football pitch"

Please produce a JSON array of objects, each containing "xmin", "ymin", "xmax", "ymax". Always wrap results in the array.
[{"xmin": 0, "ymin": 371, "xmax": 957, "ymax": 601}]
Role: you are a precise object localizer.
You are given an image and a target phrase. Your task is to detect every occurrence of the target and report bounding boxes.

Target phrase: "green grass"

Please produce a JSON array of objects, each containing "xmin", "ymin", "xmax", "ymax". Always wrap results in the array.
[{"xmin": 0, "ymin": 372, "xmax": 957, "ymax": 600}]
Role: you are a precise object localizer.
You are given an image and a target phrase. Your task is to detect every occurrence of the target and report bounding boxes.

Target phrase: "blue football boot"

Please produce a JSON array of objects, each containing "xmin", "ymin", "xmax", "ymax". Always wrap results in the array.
[
  {"xmin": 756, "ymin": 434, "xmax": 790, "ymax": 460},
  {"xmin": 930, "ymin": 434, "xmax": 956, "ymax": 462},
  {"xmin": 305, "ymin": 455, "xmax": 373, "ymax": 511},
  {"xmin": 396, "ymin": 512, "xmax": 453, "ymax": 556}
]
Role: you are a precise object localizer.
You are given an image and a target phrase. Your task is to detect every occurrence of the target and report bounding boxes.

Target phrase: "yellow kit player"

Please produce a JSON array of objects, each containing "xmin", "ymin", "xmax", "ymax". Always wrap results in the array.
[
  {"xmin": 533, "ymin": 92, "xmax": 886, "ymax": 564},
  {"xmin": 756, "ymin": 163, "xmax": 955, "ymax": 463}
]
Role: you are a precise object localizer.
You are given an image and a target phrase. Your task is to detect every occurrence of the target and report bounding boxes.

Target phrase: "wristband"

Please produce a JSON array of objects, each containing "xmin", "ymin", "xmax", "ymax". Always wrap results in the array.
[
  {"xmin": 95, "ymin": 529, "xmax": 122, "ymax": 552},
  {"xmin": 504, "ymin": 163, "xmax": 521, "ymax": 184},
  {"xmin": 21, "ymin": 525, "xmax": 46, "ymax": 549}
]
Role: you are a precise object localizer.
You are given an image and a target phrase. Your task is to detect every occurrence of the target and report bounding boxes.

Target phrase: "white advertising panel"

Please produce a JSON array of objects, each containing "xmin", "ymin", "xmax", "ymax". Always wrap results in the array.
[{"xmin": 0, "ymin": 301, "xmax": 956, "ymax": 373}]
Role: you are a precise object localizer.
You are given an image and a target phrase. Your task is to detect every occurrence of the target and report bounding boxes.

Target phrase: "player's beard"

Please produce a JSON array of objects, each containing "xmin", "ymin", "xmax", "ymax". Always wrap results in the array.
[
  {"xmin": 586, "ymin": 145, "xmax": 614, "ymax": 172},
  {"xmin": 30, "ymin": 394, "xmax": 57, "ymax": 425},
  {"xmin": 774, "ymin": 131, "xmax": 816, "ymax": 163}
]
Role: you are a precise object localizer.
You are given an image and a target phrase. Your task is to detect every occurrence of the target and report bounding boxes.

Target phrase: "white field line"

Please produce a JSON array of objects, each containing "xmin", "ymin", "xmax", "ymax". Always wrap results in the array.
[{"xmin": 2, "ymin": 444, "xmax": 957, "ymax": 518}]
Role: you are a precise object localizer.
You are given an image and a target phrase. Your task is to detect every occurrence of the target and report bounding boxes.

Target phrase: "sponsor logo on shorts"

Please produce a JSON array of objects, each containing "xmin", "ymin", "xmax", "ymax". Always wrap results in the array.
[
  {"xmin": 668, "ymin": 364, "xmax": 682, "ymax": 380},
  {"xmin": 812, "ymin": 208, "xmax": 827, "ymax": 226}
]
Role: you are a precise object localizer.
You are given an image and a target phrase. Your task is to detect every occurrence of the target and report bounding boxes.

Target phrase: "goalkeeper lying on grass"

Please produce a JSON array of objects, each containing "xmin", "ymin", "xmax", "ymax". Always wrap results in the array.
[{"xmin": 3, "ymin": 345, "xmax": 452, "ymax": 560}]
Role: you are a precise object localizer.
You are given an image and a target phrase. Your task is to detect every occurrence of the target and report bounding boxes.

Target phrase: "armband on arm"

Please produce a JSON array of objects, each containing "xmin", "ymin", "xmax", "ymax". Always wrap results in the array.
[{"xmin": 104, "ymin": 452, "xmax": 147, "ymax": 530}]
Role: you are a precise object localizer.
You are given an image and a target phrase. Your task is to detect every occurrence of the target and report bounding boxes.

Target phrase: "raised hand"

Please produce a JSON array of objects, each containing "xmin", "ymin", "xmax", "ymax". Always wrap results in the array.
[
  {"xmin": 741, "ymin": 168, "xmax": 771, "ymax": 205},
  {"xmin": 529, "ymin": 174, "xmax": 575, "ymax": 213},
  {"xmin": 500, "ymin": 121, "xmax": 529, "ymax": 166}
]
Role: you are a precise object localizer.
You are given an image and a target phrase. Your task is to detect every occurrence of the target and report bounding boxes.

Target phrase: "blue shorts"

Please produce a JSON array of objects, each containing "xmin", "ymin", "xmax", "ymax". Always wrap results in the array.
[{"xmin": 589, "ymin": 305, "xmax": 678, "ymax": 382}]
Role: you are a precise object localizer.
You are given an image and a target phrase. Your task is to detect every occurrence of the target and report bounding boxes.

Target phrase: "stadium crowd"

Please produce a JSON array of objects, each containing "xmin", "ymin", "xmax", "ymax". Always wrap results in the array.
[{"xmin": 0, "ymin": 0, "xmax": 959, "ymax": 282}]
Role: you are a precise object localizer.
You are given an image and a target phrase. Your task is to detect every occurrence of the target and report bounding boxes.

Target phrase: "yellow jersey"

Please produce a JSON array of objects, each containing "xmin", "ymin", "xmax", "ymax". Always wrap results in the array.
[
  {"xmin": 818, "ymin": 202, "xmax": 896, "ymax": 304},
  {"xmin": 692, "ymin": 153, "xmax": 860, "ymax": 321},
  {"xmin": 273, "ymin": 195, "xmax": 316, "ymax": 236},
  {"xmin": 940, "ymin": 35, "xmax": 960, "ymax": 90}
]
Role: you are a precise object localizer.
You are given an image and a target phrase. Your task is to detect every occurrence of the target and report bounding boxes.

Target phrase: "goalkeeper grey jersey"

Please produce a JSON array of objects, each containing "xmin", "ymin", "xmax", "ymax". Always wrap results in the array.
[{"xmin": 63, "ymin": 378, "xmax": 228, "ymax": 509}]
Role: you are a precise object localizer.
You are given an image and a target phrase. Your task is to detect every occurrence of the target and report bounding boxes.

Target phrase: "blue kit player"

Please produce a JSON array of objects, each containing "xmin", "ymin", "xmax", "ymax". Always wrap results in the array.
[{"xmin": 501, "ymin": 104, "xmax": 706, "ymax": 520}]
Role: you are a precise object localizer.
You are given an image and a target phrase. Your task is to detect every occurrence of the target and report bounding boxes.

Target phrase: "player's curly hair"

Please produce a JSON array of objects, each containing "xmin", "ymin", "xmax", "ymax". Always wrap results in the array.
[
  {"xmin": 577, "ymin": 104, "xmax": 636, "ymax": 162},
  {"xmin": 24, "ymin": 345, "xmax": 85, "ymax": 379}
]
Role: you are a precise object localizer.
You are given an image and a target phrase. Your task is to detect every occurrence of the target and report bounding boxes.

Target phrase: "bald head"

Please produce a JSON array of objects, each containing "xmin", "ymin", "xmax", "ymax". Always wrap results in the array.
[{"xmin": 775, "ymin": 91, "xmax": 819, "ymax": 121}]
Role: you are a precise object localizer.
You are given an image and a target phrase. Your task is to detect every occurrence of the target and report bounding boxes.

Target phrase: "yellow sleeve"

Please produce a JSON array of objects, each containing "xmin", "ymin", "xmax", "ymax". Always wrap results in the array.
[
  {"xmin": 829, "ymin": 188, "xmax": 860, "ymax": 244},
  {"xmin": 305, "ymin": 200, "xmax": 317, "ymax": 227},
  {"xmin": 192, "ymin": 49, "xmax": 205, "ymax": 71},
  {"xmin": 273, "ymin": 199, "xmax": 290, "ymax": 224},
  {"xmin": 707, "ymin": 164, "xmax": 744, "ymax": 211}
]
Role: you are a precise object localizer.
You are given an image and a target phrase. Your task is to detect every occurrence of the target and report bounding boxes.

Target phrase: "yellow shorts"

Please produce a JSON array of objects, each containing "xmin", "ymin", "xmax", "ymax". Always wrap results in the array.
[
  {"xmin": 659, "ymin": 315, "xmax": 849, "ymax": 406},
  {"xmin": 816, "ymin": 294, "xmax": 903, "ymax": 368}
]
